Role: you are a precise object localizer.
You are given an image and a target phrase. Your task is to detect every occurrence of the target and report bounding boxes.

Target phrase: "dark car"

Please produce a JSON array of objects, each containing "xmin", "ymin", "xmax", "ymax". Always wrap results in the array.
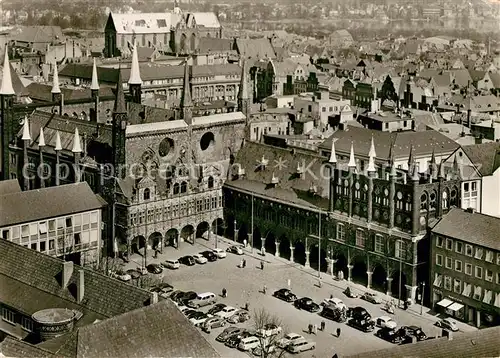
[
  {"xmin": 348, "ymin": 318, "xmax": 375, "ymax": 332},
  {"xmin": 375, "ymin": 327, "xmax": 406, "ymax": 344},
  {"xmin": 183, "ymin": 309, "xmax": 200, "ymax": 318},
  {"xmin": 348, "ymin": 306, "xmax": 371, "ymax": 320},
  {"xmin": 179, "ymin": 255, "xmax": 196, "ymax": 266},
  {"xmin": 126, "ymin": 269, "xmax": 141, "ymax": 280},
  {"xmin": 201, "ymin": 251, "xmax": 218, "ymax": 262},
  {"xmin": 294, "ymin": 297, "xmax": 321, "ymax": 312},
  {"xmin": 208, "ymin": 303, "xmax": 227, "ymax": 315},
  {"xmin": 225, "ymin": 330, "xmax": 255, "ymax": 348},
  {"xmin": 146, "ymin": 264, "xmax": 163, "ymax": 274},
  {"xmin": 401, "ymin": 326, "xmax": 427, "ymax": 341},
  {"xmin": 320, "ymin": 305, "xmax": 347, "ymax": 322},
  {"xmin": 170, "ymin": 290, "xmax": 185, "ymax": 302},
  {"xmin": 216, "ymin": 327, "xmax": 245, "ymax": 342},
  {"xmin": 178, "ymin": 291, "xmax": 198, "ymax": 305},
  {"xmin": 273, "ymin": 288, "xmax": 297, "ymax": 302}
]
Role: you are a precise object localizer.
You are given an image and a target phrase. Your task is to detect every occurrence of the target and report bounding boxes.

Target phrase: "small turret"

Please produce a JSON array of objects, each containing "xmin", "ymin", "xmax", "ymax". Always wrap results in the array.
[
  {"xmin": 368, "ymin": 135, "xmax": 376, "ymax": 158},
  {"xmin": 38, "ymin": 127, "xmax": 45, "ymax": 147},
  {"xmin": 407, "ymin": 145, "xmax": 414, "ymax": 172},
  {"xmin": 51, "ymin": 64, "xmax": 61, "ymax": 96},
  {"xmin": 0, "ymin": 47, "xmax": 15, "ymax": 95},
  {"xmin": 367, "ymin": 150, "xmax": 376, "ymax": 173},
  {"xmin": 411, "ymin": 160, "xmax": 420, "ymax": 182},
  {"xmin": 91, "ymin": 58, "xmax": 99, "ymax": 95},
  {"xmin": 21, "ymin": 115, "xmax": 31, "ymax": 141},
  {"xmin": 348, "ymin": 142, "xmax": 356, "ymax": 169},
  {"xmin": 181, "ymin": 59, "xmax": 193, "ymax": 124},
  {"xmin": 128, "ymin": 42, "xmax": 142, "ymax": 104},
  {"xmin": 438, "ymin": 159, "xmax": 446, "ymax": 180},
  {"xmin": 329, "ymin": 139, "xmax": 337, "ymax": 164},
  {"xmin": 72, "ymin": 127, "xmax": 82, "ymax": 153},
  {"xmin": 54, "ymin": 131, "xmax": 62, "ymax": 151}
]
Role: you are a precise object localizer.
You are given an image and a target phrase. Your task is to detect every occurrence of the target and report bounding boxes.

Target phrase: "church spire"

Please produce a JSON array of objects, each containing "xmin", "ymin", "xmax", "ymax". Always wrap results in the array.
[
  {"xmin": 38, "ymin": 127, "xmax": 45, "ymax": 147},
  {"xmin": 368, "ymin": 134, "xmax": 376, "ymax": 158},
  {"xmin": 181, "ymin": 59, "xmax": 192, "ymax": 108},
  {"xmin": 51, "ymin": 63, "xmax": 61, "ymax": 94},
  {"xmin": 128, "ymin": 42, "xmax": 142, "ymax": 85},
  {"xmin": 91, "ymin": 57, "xmax": 100, "ymax": 91},
  {"xmin": 238, "ymin": 59, "xmax": 250, "ymax": 117},
  {"xmin": 54, "ymin": 131, "xmax": 62, "ymax": 151},
  {"xmin": 348, "ymin": 142, "xmax": 356, "ymax": 169},
  {"xmin": 329, "ymin": 139, "xmax": 337, "ymax": 164},
  {"xmin": 114, "ymin": 69, "xmax": 126, "ymax": 114},
  {"xmin": 0, "ymin": 46, "xmax": 15, "ymax": 95},
  {"xmin": 21, "ymin": 115, "xmax": 31, "ymax": 141},
  {"xmin": 72, "ymin": 127, "xmax": 82, "ymax": 153}
]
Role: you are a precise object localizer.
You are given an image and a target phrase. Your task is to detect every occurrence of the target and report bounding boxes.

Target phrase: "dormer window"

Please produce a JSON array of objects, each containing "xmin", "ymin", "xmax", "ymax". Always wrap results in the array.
[
  {"xmin": 180, "ymin": 181, "xmax": 187, "ymax": 194},
  {"xmin": 207, "ymin": 176, "xmax": 214, "ymax": 189},
  {"xmin": 143, "ymin": 188, "xmax": 150, "ymax": 201}
]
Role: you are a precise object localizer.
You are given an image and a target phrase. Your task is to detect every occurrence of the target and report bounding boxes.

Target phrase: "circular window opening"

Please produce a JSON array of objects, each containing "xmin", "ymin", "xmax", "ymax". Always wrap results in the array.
[
  {"xmin": 159, "ymin": 138, "xmax": 175, "ymax": 157},
  {"xmin": 200, "ymin": 132, "xmax": 215, "ymax": 151}
]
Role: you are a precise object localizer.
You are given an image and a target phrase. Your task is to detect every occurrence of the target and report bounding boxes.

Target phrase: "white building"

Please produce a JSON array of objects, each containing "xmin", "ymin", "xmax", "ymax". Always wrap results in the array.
[{"xmin": 294, "ymin": 92, "xmax": 350, "ymax": 127}]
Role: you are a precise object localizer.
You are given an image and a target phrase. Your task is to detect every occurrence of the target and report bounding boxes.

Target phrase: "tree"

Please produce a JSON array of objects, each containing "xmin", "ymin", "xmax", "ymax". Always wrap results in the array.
[
  {"xmin": 137, "ymin": 273, "xmax": 165, "ymax": 289},
  {"xmin": 252, "ymin": 308, "xmax": 287, "ymax": 358},
  {"xmin": 91, "ymin": 256, "xmax": 124, "ymax": 276}
]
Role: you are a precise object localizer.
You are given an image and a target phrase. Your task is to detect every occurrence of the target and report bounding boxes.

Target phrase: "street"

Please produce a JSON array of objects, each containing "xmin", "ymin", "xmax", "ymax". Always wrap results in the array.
[{"xmin": 124, "ymin": 235, "xmax": 477, "ymax": 357}]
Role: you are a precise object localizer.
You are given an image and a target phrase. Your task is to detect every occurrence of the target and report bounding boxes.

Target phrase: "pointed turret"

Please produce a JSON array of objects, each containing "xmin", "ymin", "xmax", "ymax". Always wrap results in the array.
[
  {"xmin": 72, "ymin": 127, "xmax": 82, "ymax": 153},
  {"xmin": 411, "ymin": 160, "xmax": 420, "ymax": 181},
  {"xmin": 453, "ymin": 155, "xmax": 461, "ymax": 179},
  {"xmin": 348, "ymin": 142, "xmax": 356, "ymax": 169},
  {"xmin": 238, "ymin": 59, "xmax": 250, "ymax": 117},
  {"xmin": 54, "ymin": 131, "xmax": 62, "ymax": 151},
  {"xmin": 113, "ymin": 70, "xmax": 126, "ymax": 114},
  {"xmin": 91, "ymin": 58, "xmax": 100, "ymax": 92},
  {"xmin": 369, "ymin": 135, "xmax": 377, "ymax": 158},
  {"xmin": 429, "ymin": 148, "xmax": 437, "ymax": 179},
  {"xmin": 38, "ymin": 127, "xmax": 45, "ymax": 147},
  {"xmin": 51, "ymin": 64, "xmax": 61, "ymax": 94},
  {"xmin": 407, "ymin": 145, "xmax": 414, "ymax": 167},
  {"xmin": 367, "ymin": 151, "xmax": 376, "ymax": 173},
  {"xmin": 181, "ymin": 60, "xmax": 192, "ymax": 108},
  {"xmin": 329, "ymin": 139, "xmax": 337, "ymax": 164},
  {"xmin": 21, "ymin": 115, "xmax": 31, "ymax": 141},
  {"xmin": 0, "ymin": 47, "xmax": 15, "ymax": 95},
  {"xmin": 438, "ymin": 159, "xmax": 446, "ymax": 179},
  {"xmin": 128, "ymin": 42, "xmax": 142, "ymax": 85}
]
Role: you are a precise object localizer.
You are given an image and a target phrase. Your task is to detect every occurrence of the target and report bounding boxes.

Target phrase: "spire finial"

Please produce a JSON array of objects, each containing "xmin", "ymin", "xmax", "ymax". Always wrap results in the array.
[
  {"xmin": 181, "ymin": 59, "xmax": 192, "ymax": 108},
  {"xmin": 38, "ymin": 127, "xmax": 45, "ymax": 147},
  {"xmin": 369, "ymin": 134, "xmax": 376, "ymax": 158},
  {"xmin": 367, "ymin": 151, "xmax": 376, "ymax": 173},
  {"xmin": 113, "ymin": 69, "xmax": 126, "ymax": 113},
  {"xmin": 128, "ymin": 41, "xmax": 142, "ymax": 85},
  {"xmin": 0, "ymin": 46, "xmax": 15, "ymax": 95},
  {"xmin": 348, "ymin": 141, "xmax": 356, "ymax": 168},
  {"xmin": 329, "ymin": 138, "xmax": 337, "ymax": 163},
  {"xmin": 91, "ymin": 57, "xmax": 100, "ymax": 91},
  {"xmin": 438, "ymin": 159, "xmax": 445, "ymax": 179},
  {"xmin": 72, "ymin": 127, "xmax": 82, "ymax": 153},
  {"xmin": 238, "ymin": 59, "xmax": 248, "ymax": 100},
  {"xmin": 411, "ymin": 160, "xmax": 420, "ymax": 181},
  {"xmin": 51, "ymin": 63, "xmax": 61, "ymax": 94},
  {"xmin": 54, "ymin": 131, "xmax": 62, "ymax": 151},
  {"xmin": 21, "ymin": 115, "xmax": 31, "ymax": 141}
]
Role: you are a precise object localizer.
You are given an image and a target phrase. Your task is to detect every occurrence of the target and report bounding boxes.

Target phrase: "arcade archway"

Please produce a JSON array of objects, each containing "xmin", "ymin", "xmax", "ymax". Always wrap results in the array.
[
  {"xmin": 278, "ymin": 234, "xmax": 291, "ymax": 260},
  {"xmin": 352, "ymin": 260, "xmax": 368, "ymax": 286},
  {"xmin": 309, "ymin": 243, "xmax": 327, "ymax": 272},
  {"xmin": 131, "ymin": 235, "xmax": 146, "ymax": 255},
  {"xmin": 391, "ymin": 270, "xmax": 408, "ymax": 301},
  {"xmin": 237, "ymin": 223, "xmax": 248, "ymax": 243},
  {"xmin": 148, "ymin": 232, "xmax": 162, "ymax": 250},
  {"xmin": 294, "ymin": 241, "xmax": 306, "ymax": 266},
  {"xmin": 196, "ymin": 221, "xmax": 210, "ymax": 239},
  {"xmin": 264, "ymin": 232, "xmax": 276, "ymax": 255},
  {"xmin": 334, "ymin": 253, "xmax": 348, "ymax": 278},
  {"xmin": 181, "ymin": 225, "xmax": 195, "ymax": 245},
  {"xmin": 252, "ymin": 227, "xmax": 262, "ymax": 250},
  {"xmin": 165, "ymin": 229, "xmax": 178, "ymax": 247},
  {"xmin": 372, "ymin": 264, "xmax": 387, "ymax": 293}
]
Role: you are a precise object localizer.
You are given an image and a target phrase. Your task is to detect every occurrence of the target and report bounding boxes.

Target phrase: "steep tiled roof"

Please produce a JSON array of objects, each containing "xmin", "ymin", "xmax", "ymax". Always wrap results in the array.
[
  {"xmin": 59, "ymin": 63, "xmax": 120, "ymax": 84},
  {"xmin": 235, "ymin": 38, "xmax": 276, "ymax": 59},
  {"xmin": 318, "ymin": 126, "xmax": 459, "ymax": 160},
  {"xmin": 0, "ymin": 337, "xmax": 56, "ymax": 357},
  {"xmin": 12, "ymin": 26, "xmax": 64, "ymax": 43},
  {"xmin": 110, "ymin": 12, "xmax": 180, "ymax": 34},
  {"xmin": 433, "ymin": 208, "xmax": 500, "ymax": 250},
  {"xmin": 0, "ymin": 63, "xmax": 25, "ymax": 94},
  {"xmin": 462, "ymin": 142, "xmax": 500, "ymax": 176},
  {"xmin": 22, "ymin": 82, "xmax": 114, "ymax": 102},
  {"xmin": 0, "ymin": 182, "xmax": 105, "ymax": 227},
  {"xmin": 198, "ymin": 37, "xmax": 233, "ymax": 53},
  {"xmin": 0, "ymin": 179, "xmax": 21, "ymax": 195},
  {"xmin": 0, "ymin": 239, "xmax": 152, "ymax": 318},
  {"xmin": 128, "ymin": 102, "xmax": 177, "ymax": 125}
]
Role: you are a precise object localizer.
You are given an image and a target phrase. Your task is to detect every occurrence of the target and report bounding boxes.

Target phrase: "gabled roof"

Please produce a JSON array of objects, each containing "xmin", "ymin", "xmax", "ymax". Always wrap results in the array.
[
  {"xmin": 235, "ymin": 38, "xmax": 276, "ymax": 60},
  {"xmin": 22, "ymin": 82, "xmax": 114, "ymax": 102},
  {"xmin": 198, "ymin": 37, "xmax": 233, "ymax": 53},
  {"xmin": 109, "ymin": 12, "xmax": 180, "ymax": 34},
  {"xmin": 0, "ymin": 337, "xmax": 56, "ymax": 357},
  {"xmin": 461, "ymin": 142, "xmax": 500, "ymax": 176},
  {"xmin": 0, "ymin": 182, "xmax": 105, "ymax": 227},
  {"xmin": 0, "ymin": 63, "xmax": 26, "ymax": 94},
  {"xmin": 432, "ymin": 208, "xmax": 500, "ymax": 250},
  {"xmin": 59, "ymin": 63, "xmax": 120, "ymax": 83},
  {"xmin": 12, "ymin": 26, "xmax": 64, "ymax": 43},
  {"xmin": 191, "ymin": 12, "xmax": 221, "ymax": 28}
]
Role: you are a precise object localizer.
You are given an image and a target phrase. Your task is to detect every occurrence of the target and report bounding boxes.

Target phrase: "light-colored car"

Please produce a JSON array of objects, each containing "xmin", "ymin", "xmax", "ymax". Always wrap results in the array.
[
  {"xmin": 226, "ymin": 245, "xmax": 244, "ymax": 255},
  {"xmin": 192, "ymin": 253, "xmax": 208, "ymax": 264},
  {"xmin": 286, "ymin": 338, "xmax": 315, "ymax": 353},
  {"xmin": 436, "ymin": 318, "xmax": 459, "ymax": 332},
  {"xmin": 362, "ymin": 292, "xmax": 383, "ymax": 304},
  {"xmin": 187, "ymin": 292, "xmax": 217, "ymax": 308},
  {"xmin": 252, "ymin": 344, "xmax": 275, "ymax": 357},
  {"xmin": 203, "ymin": 316, "xmax": 227, "ymax": 329},
  {"xmin": 226, "ymin": 310, "xmax": 250, "ymax": 324},
  {"xmin": 322, "ymin": 297, "xmax": 347, "ymax": 310},
  {"xmin": 238, "ymin": 336, "xmax": 261, "ymax": 351},
  {"xmin": 277, "ymin": 333, "xmax": 304, "ymax": 348},
  {"xmin": 190, "ymin": 313, "xmax": 212, "ymax": 326},
  {"xmin": 113, "ymin": 271, "xmax": 131, "ymax": 282},
  {"xmin": 215, "ymin": 306, "xmax": 238, "ymax": 319},
  {"xmin": 163, "ymin": 259, "xmax": 180, "ymax": 269},
  {"xmin": 212, "ymin": 248, "xmax": 227, "ymax": 258},
  {"xmin": 375, "ymin": 316, "xmax": 397, "ymax": 329},
  {"xmin": 136, "ymin": 267, "xmax": 148, "ymax": 275},
  {"xmin": 256, "ymin": 324, "xmax": 282, "ymax": 337}
]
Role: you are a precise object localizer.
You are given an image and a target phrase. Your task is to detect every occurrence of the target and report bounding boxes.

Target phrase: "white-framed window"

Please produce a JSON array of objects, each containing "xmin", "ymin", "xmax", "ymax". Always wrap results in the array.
[
  {"xmin": 336, "ymin": 224, "xmax": 345, "ymax": 241},
  {"xmin": 485, "ymin": 250, "xmax": 494, "ymax": 263},
  {"xmin": 475, "ymin": 266, "xmax": 483, "ymax": 279},
  {"xmin": 355, "ymin": 229, "xmax": 366, "ymax": 248},
  {"xmin": 21, "ymin": 317, "xmax": 33, "ymax": 332},
  {"xmin": 38, "ymin": 222, "xmax": 47, "ymax": 234},
  {"xmin": 473, "ymin": 285, "xmax": 482, "ymax": 300},
  {"xmin": 453, "ymin": 278, "xmax": 461, "ymax": 293},
  {"xmin": 433, "ymin": 273, "xmax": 442, "ymax": 287},
  {"xmin": 497, "ymin": 253, "xmax": 500, "ymax": 266},
  {"xmin": 455, "ymin": 260, "xmax": 462, "ymax": 272},
  {"xmin": 74, "ymin": 214, "xmax": 82, "ymax": 227},
  {"xmin": 465, "ymin": 244, "xmax": 473, "ymax": 256},
  {"xmin": 445, "ymin": 257, "xmax": 452, "ymax": 269},
  {"xmin": 462, "ymin": 181, "xmax": 478, "ymax": 210},
  {"xmin": 461, "ymin": 283, "xmax": 472, "ymax": 297},
  {"xmin": 485, "ymin": 269, "xmax": 493, "ymax": 282},
  {"xmin": 497, "ymin": 272, "xmax": 500, "ymax": 284},
  {"xmin": 90, "ymin": 211, "xmax": 99, "ymax": 224},
  {"xmin": 444, "ymin": 276, "xmax": 452, "ymax": 291},
  {"xmin": 445, "ymin": 239, "xmax": 453, "ymax": 250},
  {"xmin": 374, "ymin": 234, "xmax": 384, "ymax": 253},
  {"xmin": 1, "ymin": 307, "xmax": 15, "ymax": 324},
  {"xmin": 465, "ymin": 263, "xmax": 472, "ymax": 275},
  {"xmin": 436, "ymin": 254, "xmax": 443, "ymax": 266},
  {"xmin": 395, "ymin": 240, "xmax": 406, "ymax": 259},
  {"xmin": 436, "ymin": 236, "xmax": 444, "ymax": 247},
  {"xmin": 455, "ymin": 241, "xmax": 463, "ymax": 254},
  {"xmin": 475, "ymin": 248, "xmax": 483, "ymax": 260}
]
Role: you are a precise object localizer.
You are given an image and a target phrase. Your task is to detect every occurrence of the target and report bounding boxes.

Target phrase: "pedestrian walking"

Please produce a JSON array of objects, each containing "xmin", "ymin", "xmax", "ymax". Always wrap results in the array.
[
  {"xmin": 336, "ymin": 327, "xmax": 341, "ymax": 338},
  {"xmin": 222, "ymin": 288, "xmax": 227, "ymax": 298},
  {"xmin": 321, "ymin": 320, "xmax": 326, "ymax": 331},
  {"xmin": 245, "ymin": 302, "xmax": 249, "ymax": 311},
  {"xmin": 260, "ymin": 261, "xmax": 264, "ymax": 270},
  {"xmin": 263, "ymin": 285, "xmax": 267, "ymax": 294},
  {"xmin": 243, "ymin": 239, "xmax": 247, "ymax": 248},
  {"xmin": 243, "ymin": 259, "xmax": 246, "ymax": 268},
  {"xmin": 318, "ymin": 278, "xmax": 322, "ymax": 288},
  {"xmin": 308, "ymin": 324, "xmax": 312, "ymax": 334},
  {"xmin": 313, "ymin": 324, "xmax": 317, "ymax": 335}
]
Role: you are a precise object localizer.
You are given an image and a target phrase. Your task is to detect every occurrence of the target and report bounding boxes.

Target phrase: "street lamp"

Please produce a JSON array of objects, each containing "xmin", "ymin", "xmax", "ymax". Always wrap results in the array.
[{"xmin": 420, "ymin": 282, "xmax": 426, "ymax": 315}]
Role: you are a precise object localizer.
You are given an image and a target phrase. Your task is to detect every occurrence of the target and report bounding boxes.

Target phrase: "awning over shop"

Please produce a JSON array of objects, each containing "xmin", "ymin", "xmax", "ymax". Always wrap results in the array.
[
  {"xmin": 448, "ymin": 302, "xmax": 464, "ymax": 311},
  {"xmin": 437, "ymin": 298, "xmax": 453, "ymax": 308}
]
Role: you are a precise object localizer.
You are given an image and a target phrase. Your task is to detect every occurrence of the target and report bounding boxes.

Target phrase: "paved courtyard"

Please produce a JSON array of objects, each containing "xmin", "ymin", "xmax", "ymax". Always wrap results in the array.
[{"xmin": 123, "ymin": 235, "xmax": 477, "ymax": 357}]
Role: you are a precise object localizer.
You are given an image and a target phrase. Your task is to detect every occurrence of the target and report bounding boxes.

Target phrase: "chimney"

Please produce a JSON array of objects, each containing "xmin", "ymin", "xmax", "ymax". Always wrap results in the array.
[
  {"xmin": 62, "ymin": 261, "xmax": 74, "ymax": 288},
  {"xmin": 151, "ymin": 291, "xmax": 158, "ymax": 304},
  {"xmin": 77, "ymin": 270, "xmax": 85, "ymax": 303},
  {"xmin": 467, "ymin": 109, "xmax": 471, "ymax": 128},
  {"xmin": 475, "ymin": 135, "xmax": 483, "ymax": 145},
  {"xmin": 466, "ymin": 207, "xmax": 476, "ymax": 214}
]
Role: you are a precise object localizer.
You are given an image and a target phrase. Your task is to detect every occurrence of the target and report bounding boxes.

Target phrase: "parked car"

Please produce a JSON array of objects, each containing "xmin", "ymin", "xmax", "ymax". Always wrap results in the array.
[
  {"xmin": 277, "ymin": 333, "xmax": 304, "ymax": 348},
  {"xmin": 190, "ymin": 313, "xmax": 212, "ymax": 326},
  {"xmin": 170, "ymin": 290, "xmax": 185, "ymax": 302},
  {"xmin": 146, "ymin": 264, "xmax": 163, "ymax": 274},
  {"xmin": 320, "ymin": 305, "xmax": 347, "ymax": 323},
  {"xmin": 294, "ymin": 297, "xmax": 321, "ymax": 312},
  {"xmin": 216, "ymin": 327, "xmax": 243, "ymax": 342},
  {"xmin": 361, "ymin": 292, "xmax": 383, "ymax": 304},
  {"xmin": 273, "ymin": 288, "xmax": 297, "ymax": 302},
  {"xmin": 215, "ymin": 306, "xmax": 238, "ymax": 319},
  {"xmin": 203, "ymin": 316, "xmax": 227, "ymax": 329},
  {"xmin": 178, "ymin": 291, "xmax": 198, "ymax": 306},
  {"xmin": 238, "ymin": 336, "xmax": 261, "ymax": 351},
  {"xmin": 226, "ymin": 245, "xmax": 244, "ymax": 255},
  {"xmin": 192, "ymin": 253, "xmax": 208, "ymax": 264},
  {"xmin": 349, "ymin": 306, "xmax": 371, "ymax": 320},
  {"xmin": 179, "ymin": 255, "xmax": 196, "ymax": 266},
  {"xmin": 401, "ymin": 326, "xmax": 427, "ymax": 341},
  {"xmin": 375, "ymin": 327, "xmax": 406, "ymax": 344},
  {"xmin": 183, "ymin": 309, "xmax": 201, "ymax": 319},
  {"xmin": 375, "ymin": 316, "xmax": 397, "ymax": 329},
  {"xmin": 286, "ymin": 338, "xmax": 316, "ymax": 353},
  {"xmin": 162, "ymin": 259, "xmax": 180, "ymax": 270},
  {"xmin": 136, "ymin": 266, "xmax": 148, "ymax": 275},
  {"xmin": 435, "ymin": 318, "xmax": 459, "ymax": 332},
  {"xmin": 126, "ymin": 269, "xmax": 141, "ymax": 280},
  {"xmin": 212, "ymin": 248, "xmax": 227, "ymax": 258},
  {"xmin": 225, "ymin": 330, "xmax": 254, "ymax": 348},
  {"xmin": 157, "ymin": 282, "xmax": 174, "ymax": 296},
  {"xmin": 226, "ymin": 310, "xmax": 250, "ymax": 324},
  {"xmin": 322, "ymin": 297, "xmax": 347, "ymax": 310},
  {"xmin": 113, "ymin": 270, "xmax": 131, "ymax": 282},
  {"xmin": 252, "ymin": 344, "xmax": 276, "ymax": 357},
  {"xmin": 201, "ymin": 251, "xmax": 218, "ymax": 262},
  {"xmin": 207, "ymin": 303, "xmax": 226, "ymax": 315},
  {"xmin": 187, "ymin": 292, "xmax": 217, "ymax": 308},
  {"xmin": 256, "ymin": 324, "xmax": 282, "ymax": 337},
  {"xmin": 348, "ymin": 318, "xmax": 375, "ymax": 332}
]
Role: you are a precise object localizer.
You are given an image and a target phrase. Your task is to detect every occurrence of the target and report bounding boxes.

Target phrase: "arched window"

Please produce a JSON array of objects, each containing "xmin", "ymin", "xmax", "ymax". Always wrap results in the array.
[
  {"xmin": 143, "ymin": 188, "xmax": 150, "ymax": 201},
  {"xmin": 173, "ymin": 183, "xmax": 180, "ymax": 195},
  {"xmin": 207, "ymin": 176, "xmax": 214, "ymax": 189},
  {"xmin": 180, "ymin": 181, "xmax": 187, "ymax": 193},
  {"xmin": 420, "ymin": 193, "xmax": 428, "ymax": 211}
]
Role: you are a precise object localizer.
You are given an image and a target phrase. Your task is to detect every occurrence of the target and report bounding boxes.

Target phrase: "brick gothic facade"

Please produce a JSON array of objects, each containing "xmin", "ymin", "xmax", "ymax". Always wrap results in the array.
[{"xmin": 223, "ymin": 141, "xmax": 462, "ymax": 302}]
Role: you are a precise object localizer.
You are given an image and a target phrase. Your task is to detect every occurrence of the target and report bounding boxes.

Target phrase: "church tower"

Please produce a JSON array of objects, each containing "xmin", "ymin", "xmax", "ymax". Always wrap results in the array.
[
  {"xmin": 238, "ymin": 60, "xmax": 250, "ymax": 118},
  {"xmin": 0, "ymin": 47, "xmax": 16, "ymax": 180},
  {"xmin": 128, "ymin": 42, "xmax": 142, "ymax": 104},
  {"xmin": 112, "ymin": 70, "xmax": 128, "ymax": 179},
  {"xmin": 180, "ymin": 60, "xmax": 193, "ymax": 125}
]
